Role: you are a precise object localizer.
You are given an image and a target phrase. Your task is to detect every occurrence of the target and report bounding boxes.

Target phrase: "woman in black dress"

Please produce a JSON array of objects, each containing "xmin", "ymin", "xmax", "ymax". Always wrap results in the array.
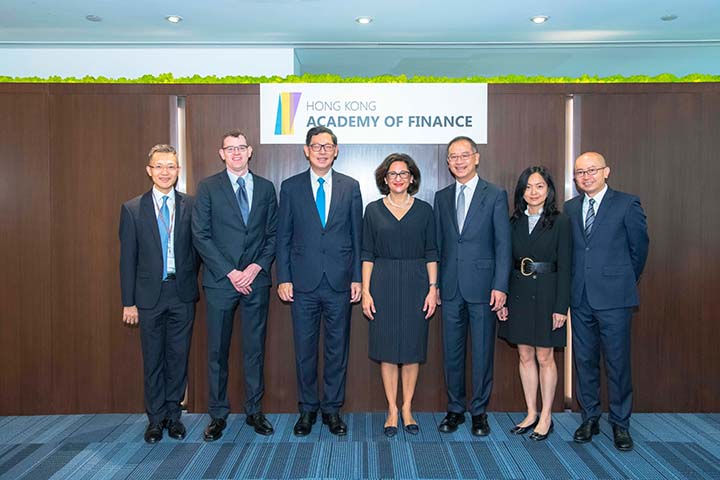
[
  {"xmin": 361, "ymin": 153, "xmax": 438, "ymax": 437},
  {"xmin": 497, "ymin": 166, "xmax": 571, "ymax": 441}
]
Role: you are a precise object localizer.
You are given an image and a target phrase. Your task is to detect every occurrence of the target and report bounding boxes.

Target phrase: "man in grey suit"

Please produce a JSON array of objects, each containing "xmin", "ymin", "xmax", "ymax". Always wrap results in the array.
[
  {"xmin": 433, "ymin": 136, "xmax": 512, "ymax": 436},
  {"xmin": 192, "ymin": 130, "xmax": 278, "ymax": 440},
  {"xmin": 119, "ymin": 144, "xmax": 199, "ymax": 444},
  {"xmin": 276, "ymin": 126, "xmax": 363, "ymax": 437},
  {"xmin": 565, "ymin": 152, "xmax": 649, "ymax": 451}
]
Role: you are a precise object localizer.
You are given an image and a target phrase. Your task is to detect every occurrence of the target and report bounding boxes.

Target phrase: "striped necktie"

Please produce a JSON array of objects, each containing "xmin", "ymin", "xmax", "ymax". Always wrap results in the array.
[{"xmin": 584, "ymin": 198, "xmax": 596, "ymax": 238}]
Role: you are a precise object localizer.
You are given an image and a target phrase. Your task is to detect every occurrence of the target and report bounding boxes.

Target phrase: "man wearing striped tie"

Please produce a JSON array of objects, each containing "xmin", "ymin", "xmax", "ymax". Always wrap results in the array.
[
  {"xmin": 192, "ymin": 130, "xmax": 279, "ymax": 440},
  {"xmin": 277, "ymin": 126, "xmax": 363, "ymax": 437},
  {"xmin": 119, "ymin": 144, "xmax": 199, "ymax": 444},
  {"xmin": 565, "ymin": 152, "xmax": 649, "ymax": 452}
]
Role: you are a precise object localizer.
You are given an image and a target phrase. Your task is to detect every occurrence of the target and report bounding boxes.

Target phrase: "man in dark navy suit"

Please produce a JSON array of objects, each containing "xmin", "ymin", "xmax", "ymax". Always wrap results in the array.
[
  {"xmin": 276, "ymin": 126, "xmax": 363, "ymax": 436},
  {"xmin": 565, "ymin": 152, "xmax": 649, "ymax": 451},
  {"xmin": 120, "ymin": 144, "xmax": 199, "ymax": 444},
  {"xmin": 433, "ymin": 136, "xmax": 512, "ymax": 436},
  {"xmin": 192, "ymin": 130, "xmax": 278, "ymax": 440}
]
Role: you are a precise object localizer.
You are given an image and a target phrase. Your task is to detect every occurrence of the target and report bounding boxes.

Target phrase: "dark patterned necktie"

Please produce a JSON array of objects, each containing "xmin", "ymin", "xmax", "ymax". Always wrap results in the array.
[
  {"xmin": 237, "ymin": 177, "xmax": 249, "ymax": 225},
  {"xmin": 584, "ymin": 198, "xmax": 596, "ymax": 238}
]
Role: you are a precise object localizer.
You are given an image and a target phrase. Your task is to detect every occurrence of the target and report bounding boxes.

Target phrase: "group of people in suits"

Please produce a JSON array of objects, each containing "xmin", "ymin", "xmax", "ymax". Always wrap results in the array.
[{"xmin": 119, "ymin": 126, "xmax": 648, "ymax": 453}]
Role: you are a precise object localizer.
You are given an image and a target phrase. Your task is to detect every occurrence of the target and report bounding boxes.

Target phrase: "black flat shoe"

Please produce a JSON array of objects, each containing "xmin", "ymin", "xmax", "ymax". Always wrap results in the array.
[
  {"xmin": 246, "ymin": 412, "xmax": 274, "ymax": 436},
  {"xmin": 529, "ymin": 421, "xmax": 554, "ymax": 441},
  {"xmin": 293, "ymin": 412, "xmax": 317, "ymax": 437},
  {"xmin": 573, "ymin": 417, "xmax": 600, "ymax": 443},
  {"xmin": 203, "ymin": 417, "xmax": 227, "ymax": 442},
  {"xmin": 404, "ymin": 423, "xmax": 420, "ymax": 435},
  {"xmin": 510, "ymin": 417, "xmax": 539, "ymax": 435},
  {"xmin": 438, "ymin": 412, "xmax": 465, "ymax": 433},
  {"xmin": 612, "ymin": 425, "xmax": 633, "ymax": 451},
  {"xmin": 384, "ymin": 426, "xmax": 397, "ymax": 438},
  {"xmin": 322, "ymin": 413, "xmax": 348, "ymax": 436},
  {"xmin": 471, "ymin": 414, "xmax": 491, "ymax": 437}
]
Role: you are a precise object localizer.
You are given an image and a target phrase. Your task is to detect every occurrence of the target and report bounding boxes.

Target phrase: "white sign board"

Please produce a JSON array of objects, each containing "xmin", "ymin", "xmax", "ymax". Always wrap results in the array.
[{"xmin": 260, "ymin": 83, "xmax": 487, "ymax": 145}]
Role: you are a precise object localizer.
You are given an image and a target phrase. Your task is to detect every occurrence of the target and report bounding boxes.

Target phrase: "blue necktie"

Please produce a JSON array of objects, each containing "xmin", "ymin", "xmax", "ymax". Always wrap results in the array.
[
  {"xmin": 158, "ymin": 195, "xmax": 170, "ymax": 279},
  {"xmin": 316, "ymin": 178, "xmax": 326, "ymax": 227},
  {"xmin": 584, "ymin": 198, "xmax": 596, "ymax": 238},
  {"xmin": 237, "ymin": 177, "xmax": 249, "ymax": 225}
]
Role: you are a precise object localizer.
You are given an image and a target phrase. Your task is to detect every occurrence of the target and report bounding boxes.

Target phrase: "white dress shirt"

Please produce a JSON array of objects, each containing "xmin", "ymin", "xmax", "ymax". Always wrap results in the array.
[{"xmin": 152, "ymin": 186, "xmax": 176, "ymax": 274}]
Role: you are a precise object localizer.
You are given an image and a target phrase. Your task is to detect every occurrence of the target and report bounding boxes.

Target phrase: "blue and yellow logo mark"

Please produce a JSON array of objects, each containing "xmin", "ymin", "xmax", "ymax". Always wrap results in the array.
[{"xmin": 274, "ymin": 92, "xmax": 302, "ymax": 135}]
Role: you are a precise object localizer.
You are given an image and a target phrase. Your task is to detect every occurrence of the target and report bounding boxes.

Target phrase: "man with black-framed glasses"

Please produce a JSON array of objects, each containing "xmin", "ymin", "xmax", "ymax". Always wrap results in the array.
[
  {"xmin": 565, "ymin": 151, "xmax": 649, "ymax": 451},
  {"xmin": 119, "ymin": 144, "xmax": 199, "ymax": 444},
  {"xmin": 277, "ymin": 126, "xmax": 363, "ymax": 437},
  {"xmin": 192, "ymin": 129, "xmax": 278, "ymax": 440}
]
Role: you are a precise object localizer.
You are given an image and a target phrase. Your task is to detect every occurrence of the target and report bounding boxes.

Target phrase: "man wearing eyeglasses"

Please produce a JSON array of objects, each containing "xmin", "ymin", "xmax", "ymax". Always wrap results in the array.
[
  {"xmin": 433, "ymin": 136, "xmax": 511, "ymax": 437},
  {"xmin": 192, "ymin": 130, "xmax": 278, "ymax": 440},
  {"xmin": 277, "ymin": 126, "xmax": 363, "ymax": 436},
  {"xmin": 119, "ymin": 144, "xmax": 199, "ymax": 444},
  {"xmin": 565, "ymin": 152, "xmax": 648, "ymax": 451}
]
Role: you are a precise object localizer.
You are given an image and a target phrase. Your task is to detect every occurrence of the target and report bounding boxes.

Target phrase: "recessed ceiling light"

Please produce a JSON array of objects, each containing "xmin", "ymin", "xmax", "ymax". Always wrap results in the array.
[
  {"xmin": 355, "ymin": 16, "xmax": 373, "ymax": 25},
  {"xmin": 165, "ymin": 15, "xmax": 183, "ymax": 24},
  {"xmin": 660, "ymin": 14, "xmax": 678, "ymax": 21},
  {"xmin": 85, "ymin": 14, "xmax": 102, "ymax": 22},
  {"xmin": 530, "ymin": 15, "xmax": 549, "ymax": 24}
]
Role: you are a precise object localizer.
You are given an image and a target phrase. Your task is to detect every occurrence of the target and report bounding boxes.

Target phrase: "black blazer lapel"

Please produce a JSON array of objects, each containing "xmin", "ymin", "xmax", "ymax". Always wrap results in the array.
[
  {"xmin": 589, "ymin": 188, "xmax": 615, "ymax": 234},
  {"xmin": 326, "ymin": 170, "xmax": 342, "ymax": 228},
  {"xmin": 140, "ymin": 191, "xmax": 162, "ymax": 252},
  {"xmin": 173, "ymin": 190, "xmax": 185, "ymax": 244},
  {"xmin": 462, "ymin": 178, "xmax": 489, "ymax": 230},
  {"xmin": 303, "ymin": 169, "xmax": 325, "ymax": 230},
  {"xmin": 246, "ymin": 171, "xmax": 263, "ymax": 226}
]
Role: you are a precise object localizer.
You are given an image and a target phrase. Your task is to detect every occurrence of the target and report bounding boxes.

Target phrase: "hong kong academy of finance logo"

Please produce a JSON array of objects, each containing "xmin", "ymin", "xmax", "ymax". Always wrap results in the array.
[{"xmin": 274, "ymin": 92, "xmax": 302, "ymax": 135}]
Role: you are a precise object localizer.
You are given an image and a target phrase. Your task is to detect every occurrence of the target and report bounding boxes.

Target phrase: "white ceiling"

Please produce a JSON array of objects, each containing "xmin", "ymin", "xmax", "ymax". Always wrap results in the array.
[{"xmin": 2, "ymin": 0, "xmax": 719, "ymax": 76}]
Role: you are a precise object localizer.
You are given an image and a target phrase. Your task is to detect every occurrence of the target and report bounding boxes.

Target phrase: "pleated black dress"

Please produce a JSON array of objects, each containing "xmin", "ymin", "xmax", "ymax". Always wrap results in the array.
[
  {"xmin": 361, "ymin": 198, "xmax": 438, "ymax": 364},
  {"xmin": 498, "ymin": 212, "xmax": 571, "ymax": 348}
]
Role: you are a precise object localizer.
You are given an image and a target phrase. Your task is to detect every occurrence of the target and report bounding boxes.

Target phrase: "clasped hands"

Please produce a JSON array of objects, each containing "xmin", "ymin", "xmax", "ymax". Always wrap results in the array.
[{"xmin": 227, "ymin": 264, "xmax": 262, "ymax": 295}]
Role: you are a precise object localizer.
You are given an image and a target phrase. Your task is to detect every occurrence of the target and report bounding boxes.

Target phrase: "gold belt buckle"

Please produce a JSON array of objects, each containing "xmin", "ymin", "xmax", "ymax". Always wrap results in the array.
[{"xmin": 520, "ymin": 257, "xmax": 534, "ymax": 277}]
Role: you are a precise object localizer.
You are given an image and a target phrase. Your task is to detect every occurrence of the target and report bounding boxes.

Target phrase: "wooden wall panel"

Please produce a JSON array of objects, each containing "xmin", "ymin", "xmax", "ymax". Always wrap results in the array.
[
  {"xmin": 577, "ymin": 92, "xmax": 720, "ymax": 412},
  {"xmin": 49, "ymin": 93, "xmax": 171, "ymax": 413},
  {"xmin": 0, "ymin": 92, "xmax": 53, "ymax": 414}
]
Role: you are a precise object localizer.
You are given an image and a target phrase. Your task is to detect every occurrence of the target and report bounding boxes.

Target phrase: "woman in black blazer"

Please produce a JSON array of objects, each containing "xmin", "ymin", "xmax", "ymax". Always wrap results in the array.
[{"xmin": 497, "ymin": 166, "xmax": 571, "ymax": 441}]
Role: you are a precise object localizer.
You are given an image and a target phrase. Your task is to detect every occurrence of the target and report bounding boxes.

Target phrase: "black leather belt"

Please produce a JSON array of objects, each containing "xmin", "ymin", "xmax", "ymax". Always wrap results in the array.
[
  {"xmin": 514, "ymin": 258, "xmax": 557, "ymax": 276},
  {"xmin": 163, "ymin": 273, "xmax": 176, "ymax": 282}
]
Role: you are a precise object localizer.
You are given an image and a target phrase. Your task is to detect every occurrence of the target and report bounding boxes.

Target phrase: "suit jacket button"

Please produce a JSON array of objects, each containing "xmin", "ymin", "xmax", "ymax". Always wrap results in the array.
[
  {"xmin": 585, "ymin": 247, "xmax": 590, "ymax": 251},
  {"xmin": 458, "ymin": 239, "xmax": 462, "ymax": 243}
]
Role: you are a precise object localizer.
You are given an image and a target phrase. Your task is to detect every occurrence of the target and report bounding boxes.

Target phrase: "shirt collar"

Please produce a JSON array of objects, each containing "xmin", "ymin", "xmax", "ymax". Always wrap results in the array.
[
  {"xmin": 456, "ymin": 173, "xmax": 479, "ymax": 192},
  {"xmin": 524, "ymin": 206, "xmax": 543, "ymax": 217},
  {"xmin": 585, "ymin": 184, "xmax": 608, "ymax": 205},
  {"xmin": 310, "ymin": 168, "xmax": 333, "ymax": 185},
  {"xmin": 152, "ymin": 186, "xmax": 175, "ymax": 203},
  {"xmin": 227, "ymin": 168, "xmax": 251, "ymax": 186}
]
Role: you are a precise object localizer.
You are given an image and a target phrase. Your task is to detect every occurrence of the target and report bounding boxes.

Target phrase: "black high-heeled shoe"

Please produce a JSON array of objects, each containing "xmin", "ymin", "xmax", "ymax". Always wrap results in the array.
[
  {"xmin": 510, "ymin": 416, "xmax": 539, "ymax": 435},
  {"xmin": 529, "ymin": 421, "xmax": 554, "ymax": 441}
]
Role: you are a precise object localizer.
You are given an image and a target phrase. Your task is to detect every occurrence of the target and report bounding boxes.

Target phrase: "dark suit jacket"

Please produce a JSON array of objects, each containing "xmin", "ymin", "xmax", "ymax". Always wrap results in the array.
[
  {"xmin": 564, "ymin": 187, "xmax": 649, "ymax": 310},
  {"xmin": 192, "ymin": 170, "xmax": 278, "ymax": 289},
  {"xmin": 434, "ymin": 177, "xmax": 512, "ymax": 303},
  {"xmin": 276, "ymin": 169, "xmax": 363, "ymax": 293},
  {"xmin": 119, "ymin": 189, "xmax": 199, "ymax": 309}
]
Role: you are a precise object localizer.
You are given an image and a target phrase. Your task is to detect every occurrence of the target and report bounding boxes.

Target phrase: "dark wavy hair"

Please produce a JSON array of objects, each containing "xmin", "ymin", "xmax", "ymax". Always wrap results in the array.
[
  {"xmin": 511, "ymin": 166, "xmax": 559, "ymax": 229},
  {"xmin": 374, "ymin": 153, "xmax": 421, "ymax": 195}
]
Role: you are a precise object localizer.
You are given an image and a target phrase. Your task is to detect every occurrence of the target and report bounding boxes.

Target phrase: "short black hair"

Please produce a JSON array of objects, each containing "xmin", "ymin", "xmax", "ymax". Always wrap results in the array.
[
  {"xmin": 447, "ymin": 135, "xmax": 478, "ymax": 155},
  {"xmin": 374, "ymin": 153, "xmax": 421, "ymax": 196},
  {"xmin": 305, "ymin": 126, "xmax": 337, "ymax": 146}
]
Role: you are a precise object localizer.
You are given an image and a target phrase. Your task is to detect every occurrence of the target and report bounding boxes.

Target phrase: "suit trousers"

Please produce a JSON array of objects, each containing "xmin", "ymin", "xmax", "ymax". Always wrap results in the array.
[
  {"xmin": 572, "ymin": 288, "xmax": 633, "ymax": 428},
  {"xmin": 205, "ymin": 285, "xmax": 270, "ymax": 419},
  {"xmin": 291, "ymin": 274, "xmax": 351, "ymax": 414},
  {"xmin": 138, "ymin": 279, "xmax": 195, "ymax": 424},
  {"xmin": 441, "ymin": 293, "xmax": 496, "ymax": 416}
]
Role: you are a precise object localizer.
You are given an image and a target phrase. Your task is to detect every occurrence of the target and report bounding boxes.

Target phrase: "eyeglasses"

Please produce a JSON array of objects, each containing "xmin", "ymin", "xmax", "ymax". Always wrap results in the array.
[
  {"xmin": 223, "ymin": 145, "xmax": 249, "ymax": 153},
  {"xmin": 386, "ymin": 170, "xmax": 411, "ymax": 180},
  {"xmin": 447, "ymin": 152, "xmax": 477, "ymax": 163},
  {"xmin": 148, "ymin": 164, "xmax": 178, "ymax": 172},
  {"xmin": 574, "ymin": 166, "xmax": 607, "ymax": 178},
  {"xmin": 308, "ymin": 143, "xmax": 336, "ymax": 153}
]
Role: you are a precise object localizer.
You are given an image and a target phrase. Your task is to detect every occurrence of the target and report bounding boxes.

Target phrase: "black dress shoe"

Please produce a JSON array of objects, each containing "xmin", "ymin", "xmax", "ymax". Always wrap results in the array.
[
  {"xmin": 293, "ymin": 412, "xmax": 317, "ymax": 436},
  {"xmin": 165, "ymin": 419, "xmax": 186, "ymax": 440},
  {"xmin": 471, "ymin": 414, "xmax": 491, "ymax": 436},
  {"xmin": 203, "ymin": 417, "xmax": 227, "ymax": 442},
  {"xmin": 529, "ymin": 421, "xmax": 554, "ymax": 441},
  {"xmin": 573, "ymin": 417, "xmax": 600, "ymax": 443},
  {"xmin": 144, "ymin": 423, "xmax": 163, "ymax": 444},
  {"xmin": 322, "ymin": 413, "xmax": 348, "ymax": 436},
  {"xmin": 612, "ymin": 425, "xmax": 633, "ymax": 451},
  {"xmin": 246, "ymin": 412, "xmax": 274, "ymax": 436},
  {"xmin": 510, "ymin": 417, "xmax": 539, "ymax": 435},
  {"xmin": 438, "ymin": 412, "xmax": 465, "ymax": 433},
  {"xmin": 383, "ymin": 426, "xmax": 397, "ymax": 438}
]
